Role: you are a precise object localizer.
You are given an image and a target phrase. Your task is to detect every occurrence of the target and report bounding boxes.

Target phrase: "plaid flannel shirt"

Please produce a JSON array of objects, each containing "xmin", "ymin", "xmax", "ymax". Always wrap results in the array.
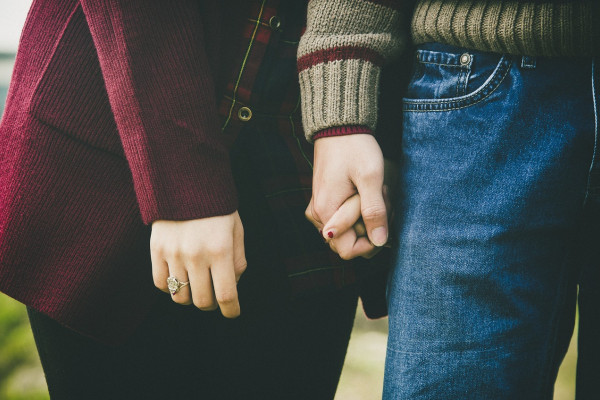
[{"xmin": 216, "ymin": 0, "xmax": 390, "ymax": 302}]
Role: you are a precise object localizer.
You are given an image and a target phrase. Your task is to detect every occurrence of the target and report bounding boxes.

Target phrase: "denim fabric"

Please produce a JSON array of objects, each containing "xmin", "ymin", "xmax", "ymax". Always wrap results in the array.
[{"xmin": 384, "ymin": 42, "xmax": 600, "ymax": 399}]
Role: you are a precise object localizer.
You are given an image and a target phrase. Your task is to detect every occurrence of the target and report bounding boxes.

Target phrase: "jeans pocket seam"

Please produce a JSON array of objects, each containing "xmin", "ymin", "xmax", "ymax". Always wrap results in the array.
[{"xmin": 403, "ymin": 55, "xmax": 512, "ymax": 112}]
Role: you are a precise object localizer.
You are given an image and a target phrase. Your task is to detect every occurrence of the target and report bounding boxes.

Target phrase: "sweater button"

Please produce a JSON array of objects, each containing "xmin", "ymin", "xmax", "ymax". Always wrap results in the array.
[
  {"xmin": 269, "ymin": 16, "xmax": 282, "ymax": 31},
  {"xmin": 238, "ymin": 106, "xmax": 253, "ymax": 122}
]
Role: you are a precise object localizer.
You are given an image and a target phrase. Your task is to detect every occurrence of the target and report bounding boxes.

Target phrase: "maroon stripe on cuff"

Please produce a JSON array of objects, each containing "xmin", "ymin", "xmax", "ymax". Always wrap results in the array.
[
  {"xmin": 298, "ymin": 46, "xmax": 385, "ymax": 72},
  {"xmin": 313, "ymin": 125, "xmax": 374, "ymax": 140}
]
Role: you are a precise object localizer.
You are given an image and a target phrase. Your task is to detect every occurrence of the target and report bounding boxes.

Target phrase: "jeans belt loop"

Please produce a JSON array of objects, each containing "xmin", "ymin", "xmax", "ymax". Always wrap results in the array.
[{"xmin": 521, "ymin": 55, "xmax": 537, "ymax": 70}]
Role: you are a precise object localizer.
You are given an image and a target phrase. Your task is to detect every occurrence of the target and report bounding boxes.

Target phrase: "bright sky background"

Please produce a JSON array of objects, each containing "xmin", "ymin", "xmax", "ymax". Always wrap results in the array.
[{"xmin": 0, "ymin": 1, "xmax": 33, "ymax": 53}]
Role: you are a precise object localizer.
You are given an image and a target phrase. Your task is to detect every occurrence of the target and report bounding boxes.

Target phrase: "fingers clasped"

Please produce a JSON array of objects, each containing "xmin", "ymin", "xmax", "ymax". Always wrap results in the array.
[{"xmin": 307, "ymin": 135, "xmax": 399, "ymax": 260}]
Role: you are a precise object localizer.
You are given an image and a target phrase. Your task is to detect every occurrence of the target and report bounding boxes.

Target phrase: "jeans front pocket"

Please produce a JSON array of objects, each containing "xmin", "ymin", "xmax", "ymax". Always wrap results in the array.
[
  {"xmin": 403, "ymin": 43, "xmax": 511, "ymax": 112},
  {"xmin": 406, "ymin": 47, "xmax": 473, "ymax": 100}
]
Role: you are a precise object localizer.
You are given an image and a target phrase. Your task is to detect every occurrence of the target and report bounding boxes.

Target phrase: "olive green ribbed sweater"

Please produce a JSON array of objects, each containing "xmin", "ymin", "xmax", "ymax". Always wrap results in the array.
[
  {"xmin": 298, "ymin": 0, "xmax": 597, "ymax": 140},
  {"xmin": 412, "ymin": 0, "xmax": 597, "ymax": 56}
]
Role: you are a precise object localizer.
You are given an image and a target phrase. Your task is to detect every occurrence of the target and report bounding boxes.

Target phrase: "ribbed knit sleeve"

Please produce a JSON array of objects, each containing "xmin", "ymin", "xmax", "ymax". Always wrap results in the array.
[
  {"xmin": 297, "ymin": 0, "xmax": 407, "ymax": 142},
  {"xmin": 411, "ymin": 0, "xmax": 596, "ymax": 56},
  {"xmin": 80, "ymin": 0, "xmax": 238, "ymax": 224}
]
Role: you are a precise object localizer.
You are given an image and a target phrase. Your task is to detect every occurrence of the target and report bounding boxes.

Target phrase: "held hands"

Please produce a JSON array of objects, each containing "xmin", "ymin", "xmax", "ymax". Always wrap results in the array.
[
  {"xmin": 306, "ymin": 135, "xmax": 397, "ymax": 259},
  {"xmin": 149, "ymin": 134, "xmax": 392, "ymax": 314},
  {"xmin": 150, "ymin": 211, "xmax": 247, "ymax": 318}
]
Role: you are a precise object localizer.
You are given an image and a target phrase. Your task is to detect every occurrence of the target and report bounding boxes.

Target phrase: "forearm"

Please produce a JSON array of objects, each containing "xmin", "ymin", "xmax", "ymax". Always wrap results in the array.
[{"xmin": 81, "ymin": 0, "xmax": 237, "ymax": 224}]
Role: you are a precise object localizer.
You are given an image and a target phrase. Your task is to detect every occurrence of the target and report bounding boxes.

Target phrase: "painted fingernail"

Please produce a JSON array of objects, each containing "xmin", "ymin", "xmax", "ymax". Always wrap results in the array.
[
  {"xmin": 371, "ymin": 227, "xmax": 388, "ymax": 247},
  {"xmin": 327, "ymin": 231, "xmax": 334, "ymax": 239},
  {"xmin": 319, "ymin": 229, "xmax": 323, "ymax": 235}
]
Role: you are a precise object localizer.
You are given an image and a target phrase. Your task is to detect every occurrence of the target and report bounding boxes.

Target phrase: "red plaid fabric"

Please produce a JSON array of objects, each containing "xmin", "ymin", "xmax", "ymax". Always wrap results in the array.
[{"xmin": 216, "ymin": 0, "xmax": 389, "ymax": 297}]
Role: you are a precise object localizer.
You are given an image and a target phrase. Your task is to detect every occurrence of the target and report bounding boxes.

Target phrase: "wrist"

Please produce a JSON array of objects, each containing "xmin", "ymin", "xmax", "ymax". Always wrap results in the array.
[{"xmin": 313, "ymin": 125, "xmax": 373, "ymax": 141}]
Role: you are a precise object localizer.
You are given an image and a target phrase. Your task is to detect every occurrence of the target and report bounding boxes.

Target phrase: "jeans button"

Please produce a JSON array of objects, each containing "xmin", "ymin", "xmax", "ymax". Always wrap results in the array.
[{"xmin": 460, "ymin": 53, "xmax": 471, "ymax": 66}]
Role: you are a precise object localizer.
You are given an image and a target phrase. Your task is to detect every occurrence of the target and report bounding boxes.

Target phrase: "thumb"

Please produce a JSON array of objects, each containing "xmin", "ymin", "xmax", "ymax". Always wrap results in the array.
[{"xmin": 356, "ymin": 178, "xmax": 388, "ymax": 247}]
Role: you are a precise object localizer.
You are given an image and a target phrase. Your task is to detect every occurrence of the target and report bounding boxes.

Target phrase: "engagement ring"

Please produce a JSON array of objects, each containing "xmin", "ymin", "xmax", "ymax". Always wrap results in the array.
[{"xmin": 167, "ymin": 276, "xmax": 189, "ymax": 295}]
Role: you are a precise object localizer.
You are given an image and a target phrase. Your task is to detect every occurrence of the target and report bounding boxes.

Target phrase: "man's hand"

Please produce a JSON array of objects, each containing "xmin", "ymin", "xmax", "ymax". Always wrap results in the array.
[
  {"xmin": 306, "ymin": 134, "xmax": 388, "ymax": 259},
  {"xmin": 150, "ymin": 211, "xmax": 246, "ymax": 318}
]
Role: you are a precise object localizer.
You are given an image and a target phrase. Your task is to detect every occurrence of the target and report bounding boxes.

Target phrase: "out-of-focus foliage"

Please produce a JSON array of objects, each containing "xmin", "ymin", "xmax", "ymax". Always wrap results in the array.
[{"xmin": 0, "ymin": 294, "xmax": 49, "ymax": 400}]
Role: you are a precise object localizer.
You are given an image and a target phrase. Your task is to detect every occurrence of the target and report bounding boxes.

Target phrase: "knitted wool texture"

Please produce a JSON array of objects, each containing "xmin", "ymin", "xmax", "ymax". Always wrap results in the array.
[
  {"xmin": 412, "ymin": 0, "xmax": 597, "ymax": 56},
  {"xmin": 297, "ymin": 0, "xmax": 405, "ymax": 141},
  {"xmin": 298, "ymin": 0, "xmax": 597, "ymax": 140}
]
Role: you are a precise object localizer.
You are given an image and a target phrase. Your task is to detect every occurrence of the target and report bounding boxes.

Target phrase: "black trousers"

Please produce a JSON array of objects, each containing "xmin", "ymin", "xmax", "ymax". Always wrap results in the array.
[{"xmin": 28, "ymin": 285, "xmax": 357, "ymax": 400}]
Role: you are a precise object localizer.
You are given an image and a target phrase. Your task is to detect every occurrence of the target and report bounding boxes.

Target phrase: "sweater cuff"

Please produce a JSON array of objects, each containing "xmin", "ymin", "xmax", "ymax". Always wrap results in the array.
[
  {"xmin": 134, "ymin": 149, "xmax": 239, "ymax": 225},
  {"xmin": 313, "ymin": 125, "xmax": 374, "ymax": 141},
  {"xmin": 298, "ymin": 58, "xmax": 381, "ymax": 142}
]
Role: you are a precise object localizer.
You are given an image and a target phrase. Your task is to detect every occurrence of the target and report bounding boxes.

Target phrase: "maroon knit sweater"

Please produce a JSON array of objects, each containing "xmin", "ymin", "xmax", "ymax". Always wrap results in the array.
[{"xmin": 0, "ymin": 0, "xmax": 248, "ymax": 343}]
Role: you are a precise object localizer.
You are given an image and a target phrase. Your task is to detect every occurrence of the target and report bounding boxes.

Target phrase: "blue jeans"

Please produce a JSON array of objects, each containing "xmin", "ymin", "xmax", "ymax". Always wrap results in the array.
[{"xmin": 384, "ymin": 43, "xmax": 600, "ymax": 399}]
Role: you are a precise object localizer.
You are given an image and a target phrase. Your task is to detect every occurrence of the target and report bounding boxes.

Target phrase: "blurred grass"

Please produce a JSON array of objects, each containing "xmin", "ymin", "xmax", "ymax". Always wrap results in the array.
[
  {"xmin": 0, "ymin": 294, "xmax": 48, "ymax": 400},
  {"xmin": 0, "ymin": 293, "xmax": 580, "ymax": 399}
]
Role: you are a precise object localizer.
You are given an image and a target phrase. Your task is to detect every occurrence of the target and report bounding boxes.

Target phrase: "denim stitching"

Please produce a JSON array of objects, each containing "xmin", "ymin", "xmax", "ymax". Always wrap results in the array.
[
  {"xmin": 385, "ymin": 345, "xmax": 503, "ymax": 357},
  {"xmin": 456, "ymin": 67, "xmax": 471, "ymax": 97},
  {"xmin": 457, "ymin": 55, "xmax": 473, "ymax": 96},
  {"xmin": 403, "ymin": 55, "xmax": 510, "ymax": 109},
  {"xmin": 416, "ymin": 49, "xmax": 466, "ymax": 67},
  {"xmin": 417, "ymin": 61, "xmax": 468, "ymax": 68},
  {"xmin": 403, "ymin": 56, "xmax": 512, "ymax": 112},
  {"xmin": 584, "ymin": 59, "xmax": 598, "ymax": 206}
]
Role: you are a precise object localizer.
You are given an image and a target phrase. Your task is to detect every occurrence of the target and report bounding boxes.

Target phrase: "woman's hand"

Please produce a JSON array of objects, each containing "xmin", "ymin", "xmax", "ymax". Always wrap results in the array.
[
  {"xmin": 306, "ymin": 157, "xmax": 397, "ymax": 259},
  {"xmin": 150, "ymin": 211, "xmax": 247, "ymax": 318}
]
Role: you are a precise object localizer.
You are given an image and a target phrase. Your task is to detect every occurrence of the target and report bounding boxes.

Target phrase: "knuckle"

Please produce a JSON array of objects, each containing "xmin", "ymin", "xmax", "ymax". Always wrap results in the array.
[
  {"xmin": 193, "ymin": 297, "xmax": 215, "ymax": 309},
  {"xmin": 172, "ymin": 295, "xmax": 192, "ymax": 305},
  {"xmin": 361, "ymin": 204, "xmax": 387, "ymax": 220},
  {"xmin": 235, "ymin": 260, "xmax": 248, "ymax": 275},
  {"xmin": 304, "ymin": 207, "xmax": 313, "ymax": 221},
  {"xmin": 206, "ymin": 243, "xmax": 228, "ymax": 258},
  {"xmin": 153, "ymin": 276, "xmax": 167, "ymax": 290},
  {"xmin": 312, "ymin": 201, "xmax": 328, "ymax": 219},
  {"xmin": 179, "ymin": 241, "xmax": 200, "ymax": 257},
  {"xmin": 149, "ymin": 238, "xmax": 162, "ymax": 255},
  {"xmin": 163, "ymin": 247, "xmax": 182, "ymax": 260},
  {"xmin": 338, "ymin": 248, "xmax": 354, "ymax": 260},
  {"xmin": 216, "ymin": 290, "xmax": 237, "ymax": 305},
  {"xmin": 328, "ymin": 241, "xmax": 336, "ymax": 253},
  {"xmin": 358, "ymin": 165, "xmax": 381, "ymax": 180}
]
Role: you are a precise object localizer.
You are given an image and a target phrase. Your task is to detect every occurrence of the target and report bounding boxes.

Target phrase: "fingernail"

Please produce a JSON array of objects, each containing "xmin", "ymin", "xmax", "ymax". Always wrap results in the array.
[
  {"xmin": 319, "ymin": 229, "xmax": 323, "ymax": 236},
  {"xmin": 371, "ymin": 227, "xmax": 388, "ymax": 247},
  {"xmin": 327, "ymin": 231, "xmax": 334, "ymax": 239}
]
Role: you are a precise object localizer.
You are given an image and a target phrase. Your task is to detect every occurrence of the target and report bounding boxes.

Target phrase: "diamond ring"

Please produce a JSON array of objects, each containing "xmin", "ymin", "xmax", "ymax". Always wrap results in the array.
[{"xmin": 167, "ymin": 276, "xmax": 190, "ymax": 295}]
